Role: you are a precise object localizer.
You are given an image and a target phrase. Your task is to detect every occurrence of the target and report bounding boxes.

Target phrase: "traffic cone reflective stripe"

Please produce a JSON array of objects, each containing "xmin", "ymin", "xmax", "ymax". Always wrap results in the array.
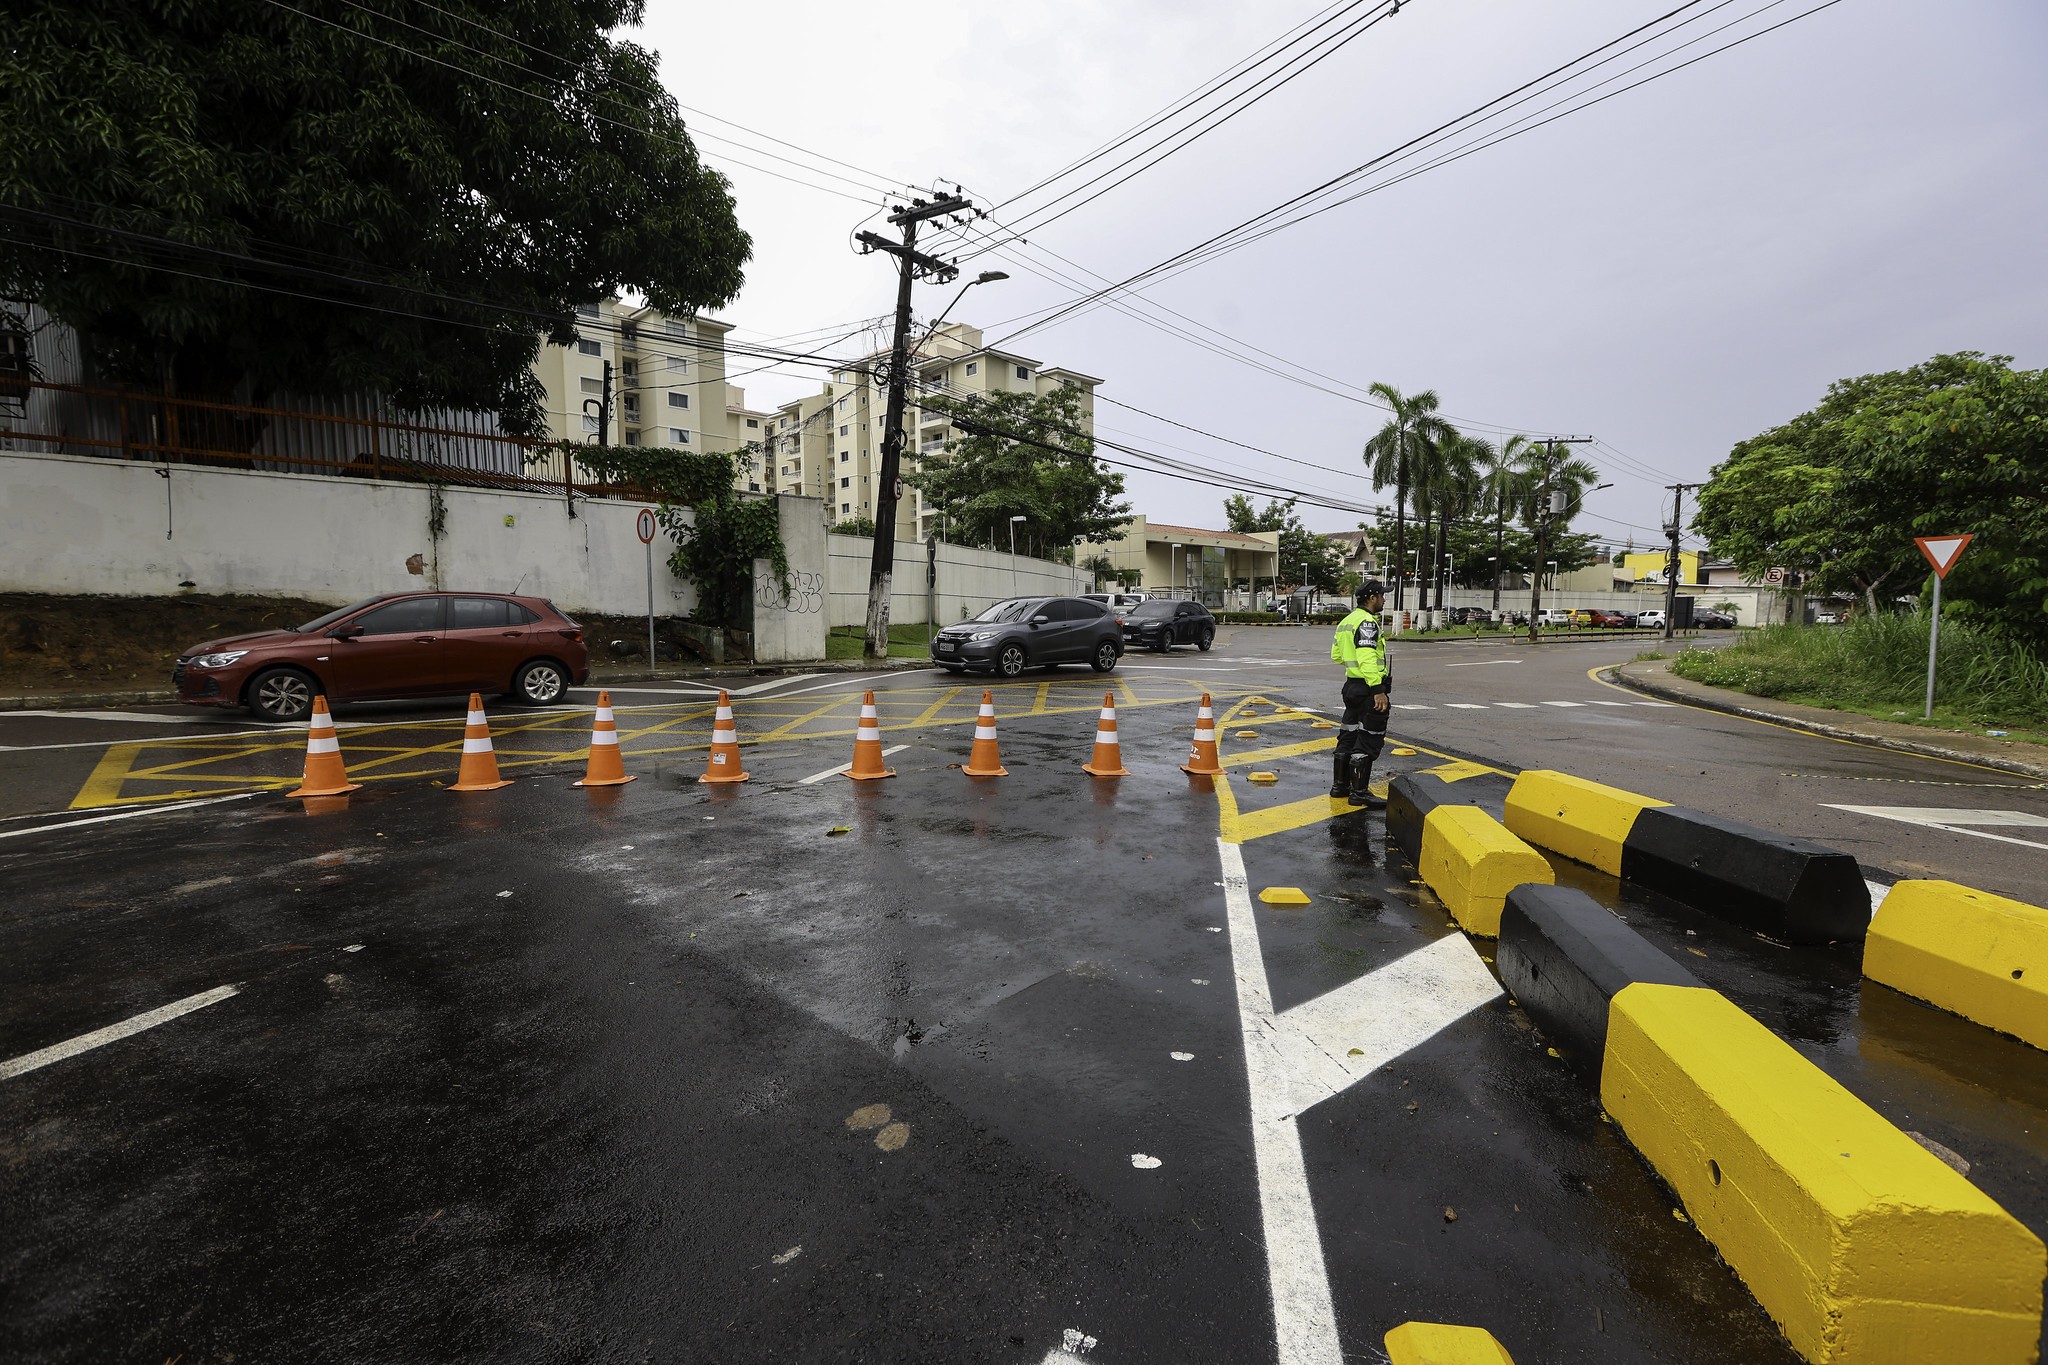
[
  {"xmin": 844, "ymin": 689, "xmax": 896, "ymax": 781},
  {"xmin": 699, "ymin": 690, "xmax": 750, "ymax": 784},
  {"xmin": 963, "ymin": 689, "xmax": 1007, "ymax": 777},
  {"xmin": 286, "ymin": 695, "xmax": 360, "ymax": 797},
  {"xmin": 449, "ymin": 692, "xmax": 512, "ymax": 792},
  {"xmin": 575, "ymin": 691, "xmax": 636, "ymax": 787},
  {"xmin": 1082, "ymin": 692, "xmax": 1131, "ymax": 777},
  {"xmin": 1180, "ymin": 692, "xmax": 1223, "ymax": 776}
]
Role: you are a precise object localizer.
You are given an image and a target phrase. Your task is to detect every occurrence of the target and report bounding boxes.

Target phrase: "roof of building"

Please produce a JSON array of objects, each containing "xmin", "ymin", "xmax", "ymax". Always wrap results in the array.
[{"xmin": 1137, "ymin": 521, "xmax": 1279, "ymax": 548}]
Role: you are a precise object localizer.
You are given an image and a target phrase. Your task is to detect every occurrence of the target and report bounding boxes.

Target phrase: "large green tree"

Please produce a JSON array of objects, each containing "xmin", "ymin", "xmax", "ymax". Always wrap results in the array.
[
  {"xmin": 1362, "ymin": 383, "xmax": 1452, "ymax": 612},
  {"xmin": 910, "ymin": 385, "xmax": 1130, "ymax": 551},
  {"xmin": 1221, "ymin": 493, "xmax": 1340, "ymax": 590},
  {"xmin": 1, "ymin": 0, "xmax": 749, "ymax": 431},
  {"xmin": 1693, "ymin": 353, "xmax": 2048, "ymax": 644}
]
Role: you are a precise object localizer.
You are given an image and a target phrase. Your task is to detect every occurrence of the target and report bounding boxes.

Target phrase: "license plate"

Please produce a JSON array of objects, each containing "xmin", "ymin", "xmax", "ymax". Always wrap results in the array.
[{"xmin": 935, "ymin": 641, "xmax": 956, "ymax": 652}]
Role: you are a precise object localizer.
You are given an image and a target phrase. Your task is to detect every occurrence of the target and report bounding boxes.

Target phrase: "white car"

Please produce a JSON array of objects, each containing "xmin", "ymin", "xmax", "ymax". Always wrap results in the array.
[
  {"xmin": 1537, "ymin": 608, "xmax": 1575, "ymax": 626},
  {"xmin": 1082, "ymin": 591, "xmax": 1148, "ymax": 615},
  {"xmin": 1635, "ymin": 609, "xmax": 1667, "ymax": 628}
]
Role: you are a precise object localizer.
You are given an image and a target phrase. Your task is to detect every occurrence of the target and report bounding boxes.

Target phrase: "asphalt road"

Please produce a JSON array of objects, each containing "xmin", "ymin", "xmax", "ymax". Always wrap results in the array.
[{"xmin": 4, "ymin": 626, "xmax": 2045, "ymax": 1363}]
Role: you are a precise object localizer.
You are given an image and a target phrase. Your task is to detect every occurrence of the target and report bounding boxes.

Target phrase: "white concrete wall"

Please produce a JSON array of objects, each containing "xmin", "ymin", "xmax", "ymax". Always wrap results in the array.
[
  {"xmin": 750, "ymin": 495, "xmax": 829, "ymax": 662},
  {"xmin": 0, "ymin": 450, "xmax": 696, "ymax": 616},
  {"xmin": 825, "ymin": 534, "xmax": 1089, "ymax": 628}
]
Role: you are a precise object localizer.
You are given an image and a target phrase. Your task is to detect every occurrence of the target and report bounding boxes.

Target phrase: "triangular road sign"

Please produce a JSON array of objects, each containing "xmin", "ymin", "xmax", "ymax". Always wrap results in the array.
[{"xmin": 1915, "ymin": 534, "xmax": 1973, "ymax": 578}]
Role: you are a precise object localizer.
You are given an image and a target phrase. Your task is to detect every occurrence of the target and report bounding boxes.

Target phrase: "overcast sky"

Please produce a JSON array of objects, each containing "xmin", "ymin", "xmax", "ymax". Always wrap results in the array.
[{"xmin": 634, "ymin": 0, "xmax": 2047, "ymax": 551}]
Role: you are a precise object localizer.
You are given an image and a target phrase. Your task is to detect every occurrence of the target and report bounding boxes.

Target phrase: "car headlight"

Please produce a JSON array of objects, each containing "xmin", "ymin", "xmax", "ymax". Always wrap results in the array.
[
  {"xmin": 189, "ymin": 650, "xmax": 249, "ymax": 669},
  {"xmin": 970, "ymin": 631, "xmax": 997, "ymax": 641}
]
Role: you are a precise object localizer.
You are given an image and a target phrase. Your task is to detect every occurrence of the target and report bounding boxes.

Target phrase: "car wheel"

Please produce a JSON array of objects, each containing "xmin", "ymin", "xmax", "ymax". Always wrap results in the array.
[
  {"xmin": 997, "ymin": 644, "xmax": 1027, "ymax": 678},
  {"xmin": 514, "ymin": 658, "xmax": 570, "ymax": 705},
  {"xmin": 1197, "ymin": 627, "xmax": 1214, "ymax": 652},
  {"xmin": 1091, "ymin": 640, "xmax": 1119, "ymax": 673},
  {"xmin": 247, "ymin": 667, "xmax": 318, "ymax": 723},
  {"xmin": 1154, "ymin": 635, "xmax": 1173, "ymax": 652}
]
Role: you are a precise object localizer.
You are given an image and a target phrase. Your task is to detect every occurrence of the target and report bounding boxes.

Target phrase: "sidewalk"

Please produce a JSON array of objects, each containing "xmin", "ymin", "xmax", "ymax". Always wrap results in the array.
[
  {"xmin": 0, "ymin": 656, "xmax": 932, "ymax": 712},
  {"xmin": 1610, "ymin": 658, "xmax": 2048, "ymax": 780}
]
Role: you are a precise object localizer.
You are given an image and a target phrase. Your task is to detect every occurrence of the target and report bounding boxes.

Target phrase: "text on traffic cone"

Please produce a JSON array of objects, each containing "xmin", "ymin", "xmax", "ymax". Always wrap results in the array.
[
  {"xmin": 963, "ymin": 689, "xmax": 1008, "ymax": 777},
  {"xmin": 1081, "ymin": 691, "xmax": 1131, "ymax": 777},
  {"xmin": 449, "ymin": 692, "xmax": 513, "ymax": 792},
  {"xmin": 1180, "ymin": 692, "xmax": 1223, "ymax": 776},
  {"xmin": 286, "ymin": 694, "xmax": 361, "ymax": 798},
  {"xmin": 699, "ymin": 689, "xmax": 750, "ymax": 784},
  {"xmin": 575, "ymin": 691, "xmax": 637, "ymax": 787},
  {"xmin": 844, "ymin": 689, "xmax": 896, "ymax": 781}
]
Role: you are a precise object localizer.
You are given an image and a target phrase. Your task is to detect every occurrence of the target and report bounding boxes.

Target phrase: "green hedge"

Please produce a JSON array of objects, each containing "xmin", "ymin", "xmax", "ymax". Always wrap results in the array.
[{"xmin": 1215, "ymin": 611, "xmax": 1288, "ymax": 624}]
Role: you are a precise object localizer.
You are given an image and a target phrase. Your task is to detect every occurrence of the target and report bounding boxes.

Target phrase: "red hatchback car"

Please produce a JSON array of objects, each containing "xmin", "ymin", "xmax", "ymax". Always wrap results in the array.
[{"xmin": 173, "ymin": 592, "xmax": 591, "ymax": 722}]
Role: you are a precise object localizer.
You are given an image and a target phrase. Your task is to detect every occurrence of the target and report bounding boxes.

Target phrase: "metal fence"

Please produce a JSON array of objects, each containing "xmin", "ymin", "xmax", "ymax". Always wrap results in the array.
[{"xmin": 0, "ymin": 378, "xmax": 655, "ymax": 501}]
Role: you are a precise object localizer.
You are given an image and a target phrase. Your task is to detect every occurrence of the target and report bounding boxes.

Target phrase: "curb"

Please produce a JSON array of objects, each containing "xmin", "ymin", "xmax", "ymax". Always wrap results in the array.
[
  {"xmin": 1605, "ymin": 663, "xmax": 2048, "ymax": 781},
  {"xmin": 0, "ymin": 689, "xmax": 180, "ymax": 710}
]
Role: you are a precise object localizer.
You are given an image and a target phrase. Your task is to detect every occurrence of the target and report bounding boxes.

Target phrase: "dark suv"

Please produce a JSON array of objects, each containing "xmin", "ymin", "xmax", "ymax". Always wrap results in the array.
[
  {"xmin": 931, "ymin": 596, "xmax": 1123, "ymax": 678},
  {"xmin": 1121, "ymin": 598, "xmax": 1216, "ymax": 652},
  {"xmin": 174, "ymin": 591, "xmax": 590, "ymax": 722}
]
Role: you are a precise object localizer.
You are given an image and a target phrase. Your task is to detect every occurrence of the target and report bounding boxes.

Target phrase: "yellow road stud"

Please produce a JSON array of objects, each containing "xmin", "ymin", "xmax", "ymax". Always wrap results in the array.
[
  {"xmin": 1384, "ymin": 1321, "xmax": 1516, "ymax": 1364},
  {"xmin": 1259, "ymin": 887, "xmax": 1312, "ymax": 906}
]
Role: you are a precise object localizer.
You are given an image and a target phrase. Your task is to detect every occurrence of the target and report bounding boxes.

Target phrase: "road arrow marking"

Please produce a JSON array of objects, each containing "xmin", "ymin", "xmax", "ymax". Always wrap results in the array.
[{"xmin": 1825, "ymin": 804, "xmax": 2048, "ymax": 852}]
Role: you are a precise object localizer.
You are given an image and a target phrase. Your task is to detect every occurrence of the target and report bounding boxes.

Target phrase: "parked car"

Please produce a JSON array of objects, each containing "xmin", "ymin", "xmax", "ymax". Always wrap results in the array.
[
  {"xmin": 1536, "ymin": 608, "xmax": 1575, "ymax": 627},
  {"xmin": 1447, "ymin": 606, "xmax": 1493, "ymax": 626},
  {"xmin": 1634, "ymin": 609, "xmax": 1667, "ymax": 629},
  {"xmin": 1695, "ymin": 609, "xmax": 1738, "ymax": 629},
  {"xmin": 174, "ymin": 591, "xmax": 590, "ymax": 722},
  {"xmin": 931, "ymin": 596, "xmax": 1123, "ymax": 677},
  {"xmin": 1585, "ymin": 608, "xmax": 1636, "ymax": 628},
  {"xmin": 1121, "ymin": 598, "xmax": 1217, "ymax": 652},
  {"xmin": 1081, "ymin": 591, "xmax": 1148, "ymax": 616}
]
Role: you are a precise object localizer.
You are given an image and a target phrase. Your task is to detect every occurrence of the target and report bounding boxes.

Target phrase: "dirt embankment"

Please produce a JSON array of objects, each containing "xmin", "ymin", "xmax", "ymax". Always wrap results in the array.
[{"xmin": 0, "ymin": 593, "xmax": 711, "ymax": 694}]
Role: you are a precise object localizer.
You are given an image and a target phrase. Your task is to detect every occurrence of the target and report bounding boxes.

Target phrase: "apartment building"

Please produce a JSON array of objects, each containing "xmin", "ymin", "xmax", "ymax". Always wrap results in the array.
[
  {"xmin": 764, "ymin": 385, "xmax": 835, "ymax": 503},
  {"xmin": 529, "ymin": 297, "xmax": 766, "ymax": 490},
  {"xmin": 824, "ymin": 323, "xmax": 1101, "ymax": 540}
]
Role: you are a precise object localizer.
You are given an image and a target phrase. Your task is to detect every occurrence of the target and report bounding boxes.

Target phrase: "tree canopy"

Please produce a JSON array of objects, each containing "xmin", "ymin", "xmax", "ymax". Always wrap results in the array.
[
  {"xmin": 1, "ymin": 0, "xmax": 750, "ymax": 432},
  {"xmin": 1221, "ymin": 494, "xmax": 1341, "ymax": 589},
  {"xmin": 1693, "ymin": 352, "xmax": 2048, "ymax": 645},
  {"xmin": 911, "ymin": 386, "xmax": 1130, "ymax": 551}
]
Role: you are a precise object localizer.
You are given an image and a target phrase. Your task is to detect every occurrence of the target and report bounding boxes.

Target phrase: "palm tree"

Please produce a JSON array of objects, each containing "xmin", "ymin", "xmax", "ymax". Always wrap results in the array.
[
  {"xmin": 1430, "ymin": 434, "xmax": 1485, "ymax": 609},
  {"xmin": 1362, "ymin": 384, "xmax": 1452, "ymax": 613},
  {"xmin": 1480, "ymin": 435, "xmax": 1531, "ymax": 611},
  {"xmin": 1515, "ymin": 440, "xmax": 1601, "ymax": 641}
]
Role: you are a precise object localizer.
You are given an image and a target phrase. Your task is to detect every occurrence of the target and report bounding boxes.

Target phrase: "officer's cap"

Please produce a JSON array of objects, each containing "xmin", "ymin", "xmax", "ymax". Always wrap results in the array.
[{"xmin": 1359, "ymin": 579, "xmax": 1387, "ymax": 598}]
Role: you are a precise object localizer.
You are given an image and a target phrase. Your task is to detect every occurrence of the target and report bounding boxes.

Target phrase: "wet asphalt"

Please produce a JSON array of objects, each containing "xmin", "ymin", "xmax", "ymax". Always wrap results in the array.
[{"xmin": 4, "ymin": 631, "xmax": 2046, "ymax": 1363}]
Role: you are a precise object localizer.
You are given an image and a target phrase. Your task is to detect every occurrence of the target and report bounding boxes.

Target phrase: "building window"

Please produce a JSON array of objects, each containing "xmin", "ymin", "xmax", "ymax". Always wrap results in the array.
[
  {"xmin": 839, "ymin": 424, "xmax": 849, "ymax": 436},
  {"xmin": 837, "ymin": 397, "xmax": 848, "ymax": 411},
  {"xmin": 839, "ymin": 451, "xmax": 849, "ymax": 463},
  {"xmin": 1016, "ymin": 365, "xmax": 1029, "ymax": 380},
  {"xmin": 745, "ymin": 417, "xmax": 759, "ymax": 429},
  {"xmin": 966, "ymin": 361, "xmax": 978, "ymax": 376},
  {"xmin": 841, "ymin": 503, "xmax": 851, "ymax": 514},
  {"xmin": 579, "ymin": 377, "xmax": 602, "ymax": 394},
  {"xmin": 666, "ymin": 318, "xmax": 688, "ymax": 337},
  {"xmin": 622, "ymin": 396, "xmax": 639, "ymax": 418},
  {"xmin": 621, "ymin": 360, "xmax": 637, "ymax": 380},
  {"xmin": 624, "ymin": 431, "xmax": 639, "ymax": 446},
  {"xmin": 582, "ymin": 414, "xmax": 599, "ymax": 434},
  {"xmin": 620, "ymin": 323, "xmax": 637, "ymax": 346},
  {"xmin": 575, "ymin": 302, "xmax": 599, "ymax": 318},
  {"xmin": 840, "ymin": 476, "xmax": 851, "ymax": 488},
  {"xmin": 748, "ymin": 482, "xmax": 760, "ymax": 492},
  {"xmin": 669, "ymin": 428, "xmax": 690, "ymax": 444},
  {"xmin": 667, "ymin": 392, "xmax": 688, "ymax": 409},
  {"xmin": 668, "ymin": 355, "xmax": 687, "ymax": 372},
  {"xmin": 576, "ymin": 339, "xmax": 601, "ymax": 357}
]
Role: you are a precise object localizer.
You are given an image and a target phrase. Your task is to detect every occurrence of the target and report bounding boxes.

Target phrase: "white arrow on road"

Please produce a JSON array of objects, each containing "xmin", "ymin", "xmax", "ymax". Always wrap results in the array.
[
  {"xmin": 1218, "ymin": 839, "xmax": 1502, "ymax": 1365},
  {"xmin": 1824, "ymin": 804, "xmax": 2048, "ymax": 852}
]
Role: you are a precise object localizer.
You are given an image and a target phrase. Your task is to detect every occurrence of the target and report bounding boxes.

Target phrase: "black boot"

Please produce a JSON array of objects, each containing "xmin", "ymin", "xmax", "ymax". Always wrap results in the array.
[
  {"xmin": 1330, "ymin": 746, "xmax": 1352, "ymax": 800},
  {"xmin": 1349, "ymin": 754, "xmax": 1386, "ymax": 810}
]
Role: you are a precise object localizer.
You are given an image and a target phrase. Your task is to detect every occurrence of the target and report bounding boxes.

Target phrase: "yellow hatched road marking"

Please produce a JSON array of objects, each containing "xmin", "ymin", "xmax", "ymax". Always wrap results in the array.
[{"xmin": 1223, "ymin": 737, "xmax": 1337, "ymax": 768}]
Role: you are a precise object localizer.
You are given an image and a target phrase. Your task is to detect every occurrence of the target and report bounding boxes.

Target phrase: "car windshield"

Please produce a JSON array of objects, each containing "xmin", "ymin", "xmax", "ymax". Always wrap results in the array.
[
  {"xmin": 969, "ymin": 599, "xmax": 1037, "ymax": 624},
  {"xmin": 295, "ymin": 597, "xmax": 388, "ymax": 632},
  {"xmin": 1126, "ymin": 601, "xmax": 1175, "ymax": 618}
]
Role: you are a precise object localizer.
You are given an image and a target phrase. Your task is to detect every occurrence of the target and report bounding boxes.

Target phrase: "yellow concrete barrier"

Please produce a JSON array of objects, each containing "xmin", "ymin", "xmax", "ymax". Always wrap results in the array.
[
  {"xmin": 1384, "ymin": 1321, "xmax": 1516, "ymax": 1364},
  {"xmin": 1866, "ymin": 880, "xmax": 2048, "ymax": 1052},
  {"xmin": 1417, "ymin": 805, "xmax": 1554, "ymax": 937},
  {"xmin": 1603, "ymin": 983, "xmax": 2045, "ymax": 1363},
  {"xmin": 1503, "ymin": 769, "xmax": 1669, "ymax": 876}
]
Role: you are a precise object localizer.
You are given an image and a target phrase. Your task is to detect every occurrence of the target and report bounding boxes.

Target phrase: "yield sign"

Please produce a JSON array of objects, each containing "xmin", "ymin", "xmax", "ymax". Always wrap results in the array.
[{"xmin": 1915, "ymin": 534, "xmax": 1973, "ymax": 578}]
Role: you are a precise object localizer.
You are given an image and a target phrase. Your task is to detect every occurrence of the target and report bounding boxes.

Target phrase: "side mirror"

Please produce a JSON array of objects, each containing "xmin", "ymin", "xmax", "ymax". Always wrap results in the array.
[
  {"xmin": 1031, "ymin": 614, "xmax": 1050, "ymax": 624},
  {"xmin": 329, "ymin": 624, "xmax": 365, "ymax": 640}
]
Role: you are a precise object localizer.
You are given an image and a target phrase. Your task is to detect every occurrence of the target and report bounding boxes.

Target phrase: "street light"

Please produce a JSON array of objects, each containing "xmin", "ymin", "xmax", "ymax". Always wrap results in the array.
[
  {"xmin": 1488, "ymin": 554, "xmax": 1501, "ymax": 611},
  {"xmin": 1546, "ymin": 559, "xmax": 1558, "ymax": 591},
  {"xmin": 917, "ymin": 271, "xmax": 1011, "ymax": 354},
  {"xmin": 1009, "ymin": 514, "xmax": 1027, "ymax": 595}
]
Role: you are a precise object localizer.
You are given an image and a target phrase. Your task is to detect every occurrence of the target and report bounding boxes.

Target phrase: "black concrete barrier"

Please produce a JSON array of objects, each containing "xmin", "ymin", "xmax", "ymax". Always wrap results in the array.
[
  {"xmin": 1385, "ymin": 770, "xmax": 1513, "ymax": 867},
  {"xmin": 1497, "ymin": 883, "xmax": 1702, "ymax": 1082},
  {"xmin": 1619, "ymin": 807, "xmax": 1870, "ymax": 945}
]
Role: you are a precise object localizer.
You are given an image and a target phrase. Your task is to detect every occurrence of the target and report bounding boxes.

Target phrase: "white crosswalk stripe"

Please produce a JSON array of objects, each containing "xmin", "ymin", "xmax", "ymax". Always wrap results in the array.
[
  {"xmin": 1542, "ymin": 700, "xmax": 1586, "ymax": 708},
  {"xmin": 1444, "ymin": 703, "xmax": 1489, "ymax": 710},
  {"xmin": 1492, "ymin": 702, "xmax": 1538, "ymax": 709}
]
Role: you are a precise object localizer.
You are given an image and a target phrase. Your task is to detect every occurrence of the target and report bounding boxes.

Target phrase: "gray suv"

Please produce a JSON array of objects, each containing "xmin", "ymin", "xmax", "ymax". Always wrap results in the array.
[{"xmin": 932, "ymin": 596, "xmax": 1124, "ymax": 678}]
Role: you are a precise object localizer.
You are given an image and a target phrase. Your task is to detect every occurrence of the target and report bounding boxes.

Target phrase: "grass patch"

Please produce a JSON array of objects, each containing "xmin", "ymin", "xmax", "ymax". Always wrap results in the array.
[
  {"xmin": 1668, "ymin": 615, "xmax": 2048, "ymax": 733},
  {"xmin": 1632, "ymin": 650, "xmax": 1667, "ymax": 662},
  {"xmin": 825, "ymin": 624, "xmax": 930, "ymax": 661}
]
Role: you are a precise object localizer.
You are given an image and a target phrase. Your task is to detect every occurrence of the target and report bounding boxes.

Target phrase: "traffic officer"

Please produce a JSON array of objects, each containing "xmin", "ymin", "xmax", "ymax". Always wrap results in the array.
[{"xmin": 1330, "ymin": 579, "xmax": 1391, "ymax": 808}]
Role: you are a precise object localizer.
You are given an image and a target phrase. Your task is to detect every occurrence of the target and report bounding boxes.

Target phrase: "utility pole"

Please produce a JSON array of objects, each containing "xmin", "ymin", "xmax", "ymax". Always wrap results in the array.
[
  {"xmin": 1525, "ymin": 436, "xmax": 1594, "ymax": 643},
  {"xmin": 1662, "ymin": 482, "xmax": 1702, "ymax": 642},
  {"xmin": 855, "ymin": 193, "xmax": 973, "ymax": 663}
]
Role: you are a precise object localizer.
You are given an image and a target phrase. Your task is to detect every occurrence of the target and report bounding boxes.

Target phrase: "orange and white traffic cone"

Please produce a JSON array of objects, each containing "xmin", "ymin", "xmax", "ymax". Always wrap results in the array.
[
  {"xmin": 1081, "ymin": 692, "xmax": 1131, "ymax": 777},
  {"xmin": 1180, "ymin": 692, "xmax": 1223, "ymax": 776},
  {"xmin": 844, "ymin": 689, "xmax": 895, "ymax": 781},
  {"xmin": 449, "ymin": 692, "xmax": 512, "ymax": 792},
  {"xmin": 286, "ymin": 695, "xmax": 360, "ymax": 797},
  {"xmin": 574, "ymin": 691, "xmax": 636, "ymax": 787},
  {"xmin": 699, "ymin": 690, "xmax": 750, "ymax": 784},
  {"xmin": 962, "ymin": 689, "xmax": 1008, "ymax": 777}
]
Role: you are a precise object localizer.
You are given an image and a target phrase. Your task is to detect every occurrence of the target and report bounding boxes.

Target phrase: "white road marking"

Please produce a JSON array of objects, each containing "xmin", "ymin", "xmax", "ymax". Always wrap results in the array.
[
  {"xmin": 1217, "ymin": 838, "xmax": 1501, "ymax": 1365},
  {"xmin": 0, "ymin": 710, "xmax": 201, "ymax": 724},
  {"xmin": 1630, "ymin": 701, "xmax": 1673, "ymax": 707},
  {"xmin": 1542, "ymin": 700, "xmax": 1587, "ymax": 708},
  {"xmin": 1825, "ymin": 805, "xmax": 2048, "ymax": 852},
  {"xmin": 1402, "ymin": 703, "xmax": 1434, "ymax": 709},
  {"xmin": 1586, "ymin": 700, "xmax": 1633, "ymax": 707},
  {"xmin": 797, "ymin": 745, "xmax": 909, "ymax": 785},
  {"xmin": 1, "ymin": 984, "xmax": 240, "ymax": 1080},
  {"xmin": 0, "ymin": 793, "xmax": 258, "ymax": 841},
  {"xmin": 1130, "ymin": 1153, "xmax": 1163, "ymax": 1169},
  {"xmin": 1444, "ymin": 703, "xmax": 1489, "ymax": 710},
  {"xmin": 1866, "ymin": 880, "xmax": 1893, "ymax": 914},
  {"xmin": 1492, "ymin": 702, "xmax": 1538, "ymax": 709},
  {"xmin": 1442, "ymin": 660, "xmax": 1521, "ymax": 668}
]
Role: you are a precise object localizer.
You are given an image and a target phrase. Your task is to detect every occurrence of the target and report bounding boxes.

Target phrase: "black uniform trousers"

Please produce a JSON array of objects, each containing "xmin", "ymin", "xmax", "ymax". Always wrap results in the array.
[{"xmin": 1333, "ymin": 676, "xmax": 1389, "ymax": 784}]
